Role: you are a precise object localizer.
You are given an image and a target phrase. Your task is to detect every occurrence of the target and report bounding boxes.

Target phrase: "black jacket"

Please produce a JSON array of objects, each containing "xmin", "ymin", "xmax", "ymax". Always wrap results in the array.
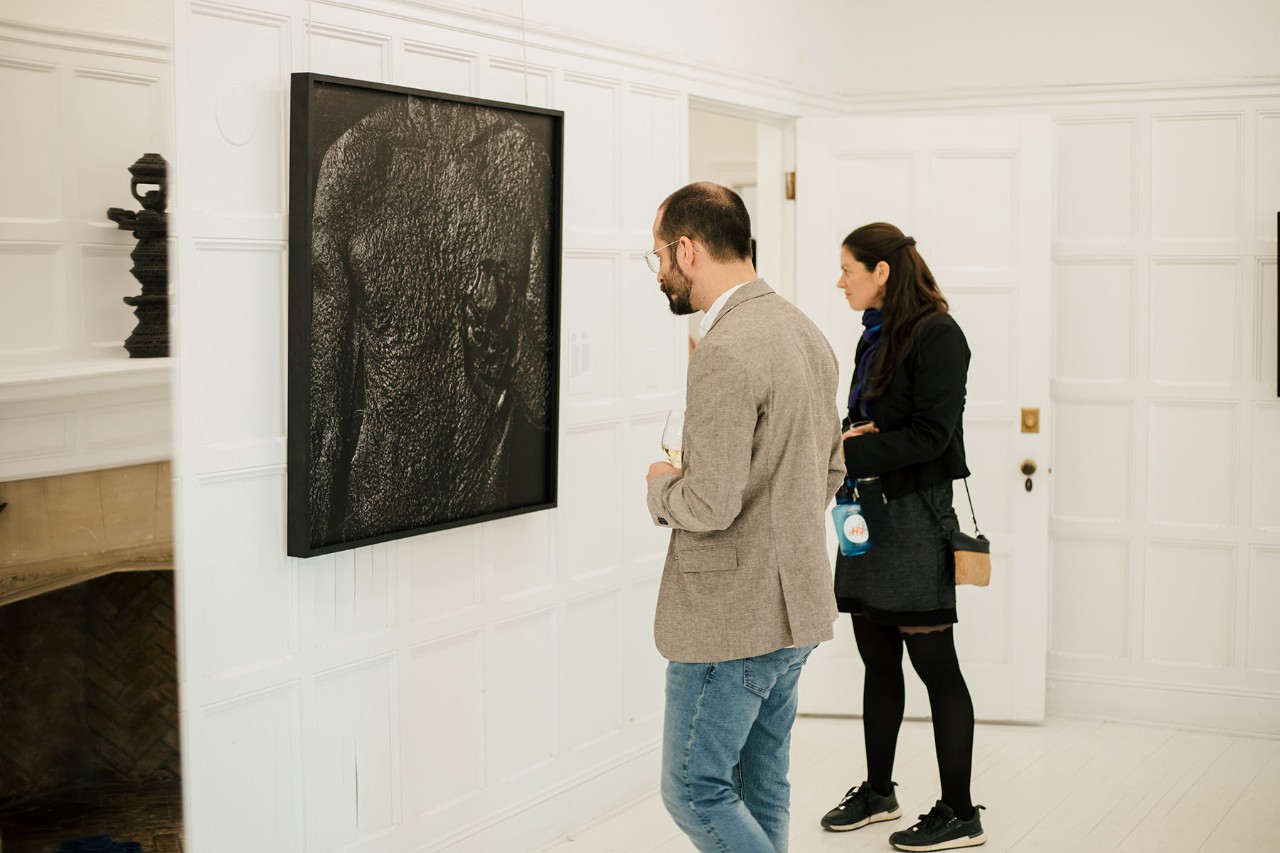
[{"xmin": 842, "ymin": 312, "xmax": 970, "ymax": 499}]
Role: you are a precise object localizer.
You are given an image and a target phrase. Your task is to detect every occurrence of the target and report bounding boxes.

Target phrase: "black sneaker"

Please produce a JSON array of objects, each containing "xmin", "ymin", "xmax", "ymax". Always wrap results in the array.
[
  {"xmin": 820, "ymin": 781, "xmax": 902, "ymax": 832},
  {"xmin": 889, "ymin": 801, "xmax": 986, "ymax": 851}
]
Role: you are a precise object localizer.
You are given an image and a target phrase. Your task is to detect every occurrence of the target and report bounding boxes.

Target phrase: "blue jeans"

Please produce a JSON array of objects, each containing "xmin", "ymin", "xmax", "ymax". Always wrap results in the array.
[{"xmin": 661, "ymin": 644, "xmax": 817, "ymax": 853}]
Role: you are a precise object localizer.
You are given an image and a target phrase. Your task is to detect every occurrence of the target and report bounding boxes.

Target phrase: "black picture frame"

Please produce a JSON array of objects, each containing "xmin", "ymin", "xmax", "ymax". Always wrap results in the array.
[{"xmin": 287, "ymin": 73, "xmax": 563, "ymax": 557}]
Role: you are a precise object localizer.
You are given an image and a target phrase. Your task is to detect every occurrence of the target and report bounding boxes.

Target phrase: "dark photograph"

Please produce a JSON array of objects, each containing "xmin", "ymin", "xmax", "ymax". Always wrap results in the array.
[{"xmin": 287, "ymin": 74, "xmax": 563, "ymax": 557}]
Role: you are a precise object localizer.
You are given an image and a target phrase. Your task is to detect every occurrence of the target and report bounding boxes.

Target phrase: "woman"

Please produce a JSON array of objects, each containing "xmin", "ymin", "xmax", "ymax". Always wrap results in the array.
[{"xmin": 819, "ymin": 223, "xmax": 986, "ymax": 851}]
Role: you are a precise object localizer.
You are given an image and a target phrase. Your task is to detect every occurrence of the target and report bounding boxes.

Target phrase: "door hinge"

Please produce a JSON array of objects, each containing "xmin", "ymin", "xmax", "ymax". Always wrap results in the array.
[{"xmin": 784, "ymin": 171, "xmax": 796, "ymax": 200}]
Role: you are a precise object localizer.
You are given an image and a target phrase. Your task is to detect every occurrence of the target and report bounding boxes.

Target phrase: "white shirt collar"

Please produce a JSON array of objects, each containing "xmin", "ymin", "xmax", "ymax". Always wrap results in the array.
[{"xmin": 698, "ymin": 281, "xmax": 751, "ymax": 338}]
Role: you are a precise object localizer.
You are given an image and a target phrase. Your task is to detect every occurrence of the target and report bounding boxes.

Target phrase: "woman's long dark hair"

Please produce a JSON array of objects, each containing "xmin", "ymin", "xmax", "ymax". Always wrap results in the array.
[{"xmin": 843, "ymin": 222, "xmax": 949, "ymax": 400}]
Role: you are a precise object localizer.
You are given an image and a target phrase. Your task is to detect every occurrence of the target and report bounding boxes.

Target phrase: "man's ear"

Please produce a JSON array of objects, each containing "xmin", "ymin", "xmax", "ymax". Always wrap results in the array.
[{"xmin": 676, "ymin": 236, "xmax": 696, "ymax": 269}]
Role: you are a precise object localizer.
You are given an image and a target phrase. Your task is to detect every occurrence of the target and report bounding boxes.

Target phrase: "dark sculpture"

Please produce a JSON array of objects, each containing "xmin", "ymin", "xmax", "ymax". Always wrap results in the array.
[{"xmin": 107, "ymin": 153, "xmax": 169, "ymax": 358}]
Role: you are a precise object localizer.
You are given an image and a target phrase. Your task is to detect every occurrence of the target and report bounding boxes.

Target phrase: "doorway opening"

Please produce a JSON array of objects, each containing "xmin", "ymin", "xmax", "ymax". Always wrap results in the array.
[{"xmin": 686, "ymin": 101, "xmax": 795, "ymax": 350}]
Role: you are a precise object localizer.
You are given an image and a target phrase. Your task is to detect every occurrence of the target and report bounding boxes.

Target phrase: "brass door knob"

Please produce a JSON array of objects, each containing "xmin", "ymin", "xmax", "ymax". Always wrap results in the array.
[{"xmin": 1021, "ymin": 460, "xmax": 1037, "ymax": 476}]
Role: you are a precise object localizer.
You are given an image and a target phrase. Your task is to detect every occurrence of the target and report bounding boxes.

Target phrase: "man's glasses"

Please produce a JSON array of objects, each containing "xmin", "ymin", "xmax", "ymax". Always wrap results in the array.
[{"xmin": 643, "ymin": 240, "xmax": 679, "ymax": 274}]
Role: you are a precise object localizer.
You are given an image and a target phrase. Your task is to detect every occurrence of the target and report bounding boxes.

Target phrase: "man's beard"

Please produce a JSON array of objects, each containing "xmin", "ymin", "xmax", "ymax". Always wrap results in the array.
[{"xmin": 662, "ymin": 265, "xmax": 694, "ymax": 316}]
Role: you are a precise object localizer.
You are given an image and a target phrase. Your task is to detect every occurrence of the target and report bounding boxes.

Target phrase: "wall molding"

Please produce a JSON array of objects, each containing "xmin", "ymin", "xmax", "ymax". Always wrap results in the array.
[
  {"xmin": 0, "ymin": 358, "xmax": 171, "ymax": 405},
  {"xmin": 1047, "ymin": 672, "xmax": 1280, "ymax": 738},
  {"xmin": 838, "ymin": 77, "xmax": 1280, "ymax": 113},
  {"xmin": 0, "ymin": 18, "xmax": 168, "ymax": 62},
  {"xmin": 313, "ymin": 0, "xmax": 838, "ymax": 115}
]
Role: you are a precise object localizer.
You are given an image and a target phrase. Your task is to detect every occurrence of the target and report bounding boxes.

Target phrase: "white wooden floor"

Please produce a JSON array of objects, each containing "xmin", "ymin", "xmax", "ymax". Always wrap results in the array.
[{"xmin": 541, "ymin": 714, "xmax": 1280, "ymax": 853}]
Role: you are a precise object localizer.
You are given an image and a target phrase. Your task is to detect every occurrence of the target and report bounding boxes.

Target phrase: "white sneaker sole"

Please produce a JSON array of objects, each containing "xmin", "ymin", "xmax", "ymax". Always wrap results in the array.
[
  {"xmin": 821, "ymin": 806, "xmax": 903, "ymax": 832},
  {"xmin": 891, "ymin": 830, "xmax": 987, "ymax": 851}
]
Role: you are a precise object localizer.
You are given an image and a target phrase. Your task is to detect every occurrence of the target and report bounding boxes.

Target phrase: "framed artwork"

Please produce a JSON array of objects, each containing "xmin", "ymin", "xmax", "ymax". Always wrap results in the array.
[{"xmin": 287, "ymin": 73, "xmax": 563, "ymax": 557}]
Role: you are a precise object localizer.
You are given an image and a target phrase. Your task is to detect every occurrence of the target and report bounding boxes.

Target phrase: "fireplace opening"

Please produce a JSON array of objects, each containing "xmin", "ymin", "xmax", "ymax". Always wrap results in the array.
[{"xmin": 0, "ymin": 571, "xmax": 182, "ymax": 853}]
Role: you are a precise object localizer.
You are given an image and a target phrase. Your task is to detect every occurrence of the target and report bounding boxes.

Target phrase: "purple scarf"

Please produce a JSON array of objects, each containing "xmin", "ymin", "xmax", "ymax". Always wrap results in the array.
[{"xmin": 847, "ymin": 308, "xmax": 883, "ymax": 420}]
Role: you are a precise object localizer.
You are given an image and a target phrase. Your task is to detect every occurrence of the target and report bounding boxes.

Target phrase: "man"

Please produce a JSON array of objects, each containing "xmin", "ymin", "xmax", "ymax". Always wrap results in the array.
[{"xmin": 644, "ymin": 182, "xmax": 845, "ymax": 852}]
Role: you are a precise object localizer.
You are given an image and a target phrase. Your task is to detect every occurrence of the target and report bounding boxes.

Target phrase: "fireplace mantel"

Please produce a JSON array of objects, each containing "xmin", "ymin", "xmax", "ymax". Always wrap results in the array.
[{"xmin": 0, "ymin": 358, "xmax": 172, "ymax": 483}]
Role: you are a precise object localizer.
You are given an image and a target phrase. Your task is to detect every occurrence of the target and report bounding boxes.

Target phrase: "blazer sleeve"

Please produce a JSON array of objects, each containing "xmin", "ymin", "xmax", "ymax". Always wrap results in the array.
[
  {"xmin": 843, "ymin": 316, "xmax": 969, "ymax": 477},
  {"xmin": 827, "ymin": 433, "xmax": 846, "ymax": 503},
  {"xmin": 647, "ymin": 341, "xmax": 757, "ymax": 532}
]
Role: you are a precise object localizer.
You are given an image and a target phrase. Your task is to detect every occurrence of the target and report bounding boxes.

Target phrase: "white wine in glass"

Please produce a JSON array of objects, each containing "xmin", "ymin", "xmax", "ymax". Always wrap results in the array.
[{"xmin": 661, "ymin": 409, "xmax": 684, "ymax": 468}]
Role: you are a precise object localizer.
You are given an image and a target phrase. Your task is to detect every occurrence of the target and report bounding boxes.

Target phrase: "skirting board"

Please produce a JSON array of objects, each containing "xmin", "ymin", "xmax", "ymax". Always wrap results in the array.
[{"xmin": 1047, "ymin": 675, "xmax": 1280, "ymax": 738}]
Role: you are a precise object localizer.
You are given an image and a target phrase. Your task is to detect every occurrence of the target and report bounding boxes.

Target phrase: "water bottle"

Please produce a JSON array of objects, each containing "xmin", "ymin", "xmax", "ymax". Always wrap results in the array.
[{"xmin": 832, "ymin": 482, "xmax": 871, "ymax": 556}]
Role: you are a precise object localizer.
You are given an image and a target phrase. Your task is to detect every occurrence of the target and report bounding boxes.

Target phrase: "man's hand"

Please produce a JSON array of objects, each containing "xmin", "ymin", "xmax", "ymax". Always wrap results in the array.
[{"xmin": 646, "ymin": 460, "xmax": 681, "ymax": 484}]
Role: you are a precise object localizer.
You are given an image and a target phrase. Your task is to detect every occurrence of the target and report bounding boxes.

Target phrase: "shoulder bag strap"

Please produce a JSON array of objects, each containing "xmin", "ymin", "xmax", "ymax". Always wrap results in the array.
[{"xmin": 917, "ymin": 479, "xmax": 982, "ymax": 538}]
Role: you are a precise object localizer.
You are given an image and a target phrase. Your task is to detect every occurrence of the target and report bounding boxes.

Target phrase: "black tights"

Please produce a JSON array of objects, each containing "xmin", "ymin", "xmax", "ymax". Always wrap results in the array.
[{"xmin": 852, "ymin": 614, "xmax": 975, "ymax": 818}]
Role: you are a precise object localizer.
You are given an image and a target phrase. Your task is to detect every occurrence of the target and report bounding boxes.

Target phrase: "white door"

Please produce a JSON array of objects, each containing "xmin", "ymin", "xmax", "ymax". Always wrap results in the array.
[{"xmin": 794, "ymin": 115, "xmax": 1051, "ymax": 723}]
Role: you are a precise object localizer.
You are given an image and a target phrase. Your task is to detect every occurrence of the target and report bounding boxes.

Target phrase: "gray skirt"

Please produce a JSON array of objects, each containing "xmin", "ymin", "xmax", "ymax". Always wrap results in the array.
[{"xmin": 834, "ymin": 479, "xmax": 959, "ymax": 627}]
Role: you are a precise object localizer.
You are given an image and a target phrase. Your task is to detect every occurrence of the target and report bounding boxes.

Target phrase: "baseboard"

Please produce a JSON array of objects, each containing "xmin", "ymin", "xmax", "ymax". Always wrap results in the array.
[{"xmin": 1047, "ymin": 674, "xmax": 1280, "ymax": 738}]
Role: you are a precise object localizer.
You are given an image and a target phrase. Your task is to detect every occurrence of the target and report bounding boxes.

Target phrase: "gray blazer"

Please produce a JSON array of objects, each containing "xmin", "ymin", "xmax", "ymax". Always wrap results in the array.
[{"xmin": 647, "ymin": 280, "xmax": 844, "ymax": 663}]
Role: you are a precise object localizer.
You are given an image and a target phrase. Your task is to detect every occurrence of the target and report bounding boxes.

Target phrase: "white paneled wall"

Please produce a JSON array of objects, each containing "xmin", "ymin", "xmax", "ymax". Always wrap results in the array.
[
  {"xmin": 0, "ymin": 21, "xmax": 173, "ymax": 479},
  {"xmin": 1049, "ymin": 93, "xmax": 1280, "ymax": 735},
  {"xmin": 0, "ymin": 24, "xmax": 167, "ymax": 367},
  {"xmin": 169, "ymin": 2, "xmax": 837, "ymax": 851}
]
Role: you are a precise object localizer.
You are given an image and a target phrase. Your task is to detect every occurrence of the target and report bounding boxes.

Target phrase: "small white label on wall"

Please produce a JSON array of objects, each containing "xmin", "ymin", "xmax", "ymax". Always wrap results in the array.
[{"xmin": 569, "ymin": 330, "xmax": 593, "ymax": 395}]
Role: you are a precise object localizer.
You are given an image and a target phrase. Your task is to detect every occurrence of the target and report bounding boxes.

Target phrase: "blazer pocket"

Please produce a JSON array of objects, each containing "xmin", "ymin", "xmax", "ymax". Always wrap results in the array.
[{"xmin": 677, "ymin": 545, "xmax": 739, "ymax": 573}]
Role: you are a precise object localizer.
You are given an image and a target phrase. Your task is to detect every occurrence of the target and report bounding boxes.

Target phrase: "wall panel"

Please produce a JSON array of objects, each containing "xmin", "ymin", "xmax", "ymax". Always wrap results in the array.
[
  {"xmin": 560, "ymin": 590, "xmax": 624, "ymax": 750},
  {"xmin": 929, "ymin": 154, "xmax": 1014, "ymax": 272},
  {"xmin": 1149, "ymin": 259, "xmax": 1240, "ymax": 385},
  {"xmin": 0, "ymin": 244, "xmax": 64, "ymax": 355},
  {"xmin": 401, "ymin": 41, "xmax": 477, "ymax": 96},
  {"xmin": 1144, "ymin": 541, "xmax": 1234, "ymax": 667},
  {"xmin": 1052, "ymin": 401, "xmax": 1131, "ymax": 522},
  {"xmin": 188, "ymin": 4, "xmax": 288, "ymax": 224},
  {"xmin": 1151, "ymin": 113, "xmax": 1240, "ymax": 242},
  {"xmin": 0, "ymin": 59, "xmax": 60, "ymax": 221},
  {"xmin": 187, "ymin": 241, "xmax": 285, "ymax": 451},
  {"xmin": 1257, "ymin": 259, "xmax": 1278, "ymax": 387},
  {"xmin": 1257, "ymin": 112, "xmax": 1280, "ymax": 240},
  {"xmin": 1147, "ymin": 403, "xmax": 1236, "ymax": 528},
  {"xmin": 400, "ymin": 528, "xmax": 481, "ymax": 624},
  {"xmin": 308, "ymin": 22, "xmax": 389, "ymax": 82},
  {"xmin": 403, "ymin": 631, "xmax": 485, "ymax": 815},
  {"xmin": 1055, "ymin": 118, "xmax": 1135, "ymax": 243},
  {"xmin": 488, "ymin": 609, "xmax": 556, "ymax": 781},
  {"xmin": 72, "ymin": 70, "xmax": 163, "ymax": 223},
  {"xmin": 192, "ymin": 469, "xmax": 297, "ymax": 679},
  {"xmin": 485, "ymin": 57, "xmax": 551, "ymax": 107},
  {"xmin": 622, "ymin": 85, "xmax": 682, "ymax": 236},
  {"xmin": 562, "ymin": 252, "xmax": 620, "ymax": 404},
  {"xmin": 1248, "ymin": 548, "xmax": 1280, "ymax": 672},
  {"xmin": 1253, "ymin": 406, "xmax": 1280, "ymax": 530},
  {"xmin": 560, "ymin": 73, "xmax": 620, "ymax": 235},
  {"xmin": 1054, "ymin": 261, "xmax": 1134, "ymax": 382},
  {"xmin": 558, "ymin": 424, "xmax": 622, "ymax": 581},
  {"xmin": 624, "ymin": 576, "xmax": 664, "ymax": 726},
  {"xmin": 1052, "ymin": 538, "xmax": 1129, "ymax": 658},
  {"xmin": 199, "ymin": 685, "xmax": 304, "ymax": 853},
  {"xmin": 312, "ymin": 656, "xmax": 397, "ymax": 845},
  {"xmin": 1047, "ymin": 95, "xmax": 1280, "ymax": 734},
  {"xmin": 80, "ymin": 245, "xmax": 141, "ymax": 347}
]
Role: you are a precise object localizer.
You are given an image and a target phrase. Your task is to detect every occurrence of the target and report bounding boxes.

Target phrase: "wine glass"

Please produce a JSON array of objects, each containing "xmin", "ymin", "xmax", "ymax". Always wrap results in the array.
[{"xmin": 661, "ymin": 409, "xmax": 684, "ymax": 468}]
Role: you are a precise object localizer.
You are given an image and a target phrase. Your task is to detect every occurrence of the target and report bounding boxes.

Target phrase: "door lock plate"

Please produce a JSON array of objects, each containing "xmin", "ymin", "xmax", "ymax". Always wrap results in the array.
[{"xmin": 1021, "ymin": 407, "xmax": 1040, "ymax": 434}]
